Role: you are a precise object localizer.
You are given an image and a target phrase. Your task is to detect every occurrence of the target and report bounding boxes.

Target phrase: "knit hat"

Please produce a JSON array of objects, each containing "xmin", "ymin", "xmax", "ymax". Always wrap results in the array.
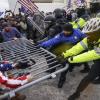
[{"xmin": 63, "ymin": 23, "xmax": 73, "ymax": 32}]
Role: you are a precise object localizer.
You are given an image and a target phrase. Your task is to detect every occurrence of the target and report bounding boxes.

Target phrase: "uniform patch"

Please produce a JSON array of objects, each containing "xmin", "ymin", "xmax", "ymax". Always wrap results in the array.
[{"xmin": 74, "ymin": 36, "xmax": 78, "ymax": 39}]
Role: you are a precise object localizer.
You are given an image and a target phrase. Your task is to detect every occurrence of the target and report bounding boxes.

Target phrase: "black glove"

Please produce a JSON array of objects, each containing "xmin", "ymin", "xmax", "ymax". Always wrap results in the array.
[
  {"xmin": 56, "ymin": 56, "xmax": 68, "ymax": 67},
  {"xmin": 16, "ymin": 61, "xmax": 30, "ymax": 69}
]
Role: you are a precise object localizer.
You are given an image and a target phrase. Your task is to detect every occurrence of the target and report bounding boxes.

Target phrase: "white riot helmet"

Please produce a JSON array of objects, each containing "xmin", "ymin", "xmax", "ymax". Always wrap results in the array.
[{"xmin": 82, "ymin": 18, "xmax": 100, "ymax": 33}]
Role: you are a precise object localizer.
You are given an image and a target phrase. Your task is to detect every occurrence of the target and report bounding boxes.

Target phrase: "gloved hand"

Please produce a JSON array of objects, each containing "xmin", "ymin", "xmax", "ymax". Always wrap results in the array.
[
  {"xmin": 56, "ymin": 56, "xmax": 68, "ymax": 67},
  {"xmin": 56, "ymin": 56, "xmax": 75, "ymax": 72}
]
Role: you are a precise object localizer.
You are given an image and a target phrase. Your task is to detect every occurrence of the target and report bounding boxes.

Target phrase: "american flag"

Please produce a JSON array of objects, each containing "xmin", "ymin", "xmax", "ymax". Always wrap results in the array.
[
  {"xmin": 19, "ymin": 6, "xmax": 31, "ymax": 14},
  {"xmin": 75, "ymin": 0, "xmax": 86, "ymax": 7},
  {"xmin": 18, "ymin": 0, "xmax": 38, "ymax": 13},
  {"xmin": 67, "ymin": 0, "xmax": 72, "ymax": 9}
]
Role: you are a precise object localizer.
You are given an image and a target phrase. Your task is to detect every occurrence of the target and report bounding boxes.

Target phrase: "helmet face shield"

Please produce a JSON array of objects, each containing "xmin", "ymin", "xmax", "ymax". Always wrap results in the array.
[
  {"xmin": 82, "ymin": 18, "xmax": 100, "ymax": 33},
  {"xmin": 44, "ymin": 21, "xmax": 52, "ymax": 29},
  {"xmin": 44, "ymin": 15, "xmax": 56, "ymax": 29}
]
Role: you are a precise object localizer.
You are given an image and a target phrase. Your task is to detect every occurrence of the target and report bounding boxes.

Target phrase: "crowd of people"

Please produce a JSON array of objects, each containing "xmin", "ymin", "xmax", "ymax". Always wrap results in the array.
[{"xmin": 0, "ymin": 5, "xmax": 99, "ymax": 100}]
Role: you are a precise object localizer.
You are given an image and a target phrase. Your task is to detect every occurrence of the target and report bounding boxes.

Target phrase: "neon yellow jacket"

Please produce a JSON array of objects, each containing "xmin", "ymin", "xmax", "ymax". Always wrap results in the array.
[
  {"xmin": 63, "ymin": 38, "xmax": 100, "ymax": 63},
  {"xmin": 70, "ymin": 18, "xmax": 86, "ymax": 29}
]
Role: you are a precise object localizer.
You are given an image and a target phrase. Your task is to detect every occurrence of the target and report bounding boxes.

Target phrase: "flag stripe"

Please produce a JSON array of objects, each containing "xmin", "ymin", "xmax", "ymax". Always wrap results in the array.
[
  {"xmin": 67, "ymin": 0, "xmax": 72, "ymax": 9},
  {"xmin": 22, "ymin": 0, "xmax": 35, "ymax": 12},
  {"xmin": 18, "ymin": 0, "xmax": 33, "ymax": 13},
  {"xmin": 28, "ymin": 0, "xmax": 38, "ymax": 9},
  {"xmin": 18, "ymin": 0, "xmax": 35, "ymax": 13},
  {"xmin": 26, "ymin": 0, "xmax": 38, "ymax": 12}
]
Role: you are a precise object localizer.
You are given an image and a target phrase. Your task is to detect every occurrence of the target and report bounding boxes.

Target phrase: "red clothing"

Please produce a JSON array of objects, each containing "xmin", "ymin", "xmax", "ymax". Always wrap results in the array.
[{"xmin": 0, "ymin": 72, "xmax": 29, "ymax": 88}]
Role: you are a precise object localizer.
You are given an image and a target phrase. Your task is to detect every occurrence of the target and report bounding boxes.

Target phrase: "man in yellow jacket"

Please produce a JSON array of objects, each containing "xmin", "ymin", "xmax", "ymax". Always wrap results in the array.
[
  {"xmin": 70, "ymin": 18, "xmax": 86, "ymax": 29},
  {"xmin": 64, "ymin": 18, "xmax": 100, "ymax": 100}
]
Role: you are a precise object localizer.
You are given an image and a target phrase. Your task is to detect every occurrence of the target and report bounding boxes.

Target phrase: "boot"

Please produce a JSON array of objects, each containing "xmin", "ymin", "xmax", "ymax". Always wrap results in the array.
[
  {"xmin": 92, "ymin": 77, "xmax": 100, "ymax": 84},
  {"xmin": 68, "ymin": 92, "xmax": 80, "ymax": 100},
  {"xmin": 11, "ymin": 93, "xmax": 26, "ymax": 100},
  {"xmin": 58, "ymin": 76, "xmax": 66, "ymax": 88}
]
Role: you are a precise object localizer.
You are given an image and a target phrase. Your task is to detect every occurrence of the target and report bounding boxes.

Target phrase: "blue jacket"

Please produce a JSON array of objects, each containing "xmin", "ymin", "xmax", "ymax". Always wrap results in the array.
[
  {"xmin": 40, "ymin": 29, "xmax": 86, "ymax": 48},
  {"xmin": 1, "ymin": 27, "xmax": 21, "ymax": 42}
]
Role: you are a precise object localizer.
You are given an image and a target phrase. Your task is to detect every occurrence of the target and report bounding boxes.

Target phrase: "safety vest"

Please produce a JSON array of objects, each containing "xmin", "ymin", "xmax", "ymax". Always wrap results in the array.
[
  {"xmin": 63, "ymin": 38, "xmax": 100, "ymax": 63},
  {"xmin": 70, "ymin": 18, "xmax": 86, "ymax": 29}
]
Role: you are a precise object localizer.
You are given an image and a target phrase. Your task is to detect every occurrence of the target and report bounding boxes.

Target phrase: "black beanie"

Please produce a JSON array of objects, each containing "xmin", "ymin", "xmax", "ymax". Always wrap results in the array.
[{"xmin": 63, "ymin": 23, "xmax": 73, "ymax": 32}]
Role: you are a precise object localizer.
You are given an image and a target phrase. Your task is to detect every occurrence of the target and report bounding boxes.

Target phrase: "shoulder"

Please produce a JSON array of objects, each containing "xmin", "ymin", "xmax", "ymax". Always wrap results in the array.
[
  {"xmin": 73, "ymin": 29, "xmax": 84, "ymax": 34},
  {"xmin": 55, "ymin": 32, "xmax": 63, "ymax": 38},
  {"xmin": 12, "ymin": 27, "xmax": 18, "ymax": 31}
]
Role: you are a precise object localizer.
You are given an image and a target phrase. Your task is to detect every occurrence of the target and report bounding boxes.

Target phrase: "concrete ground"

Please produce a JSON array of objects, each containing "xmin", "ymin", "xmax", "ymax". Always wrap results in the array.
[{"xmin": 21, "ymin": 66, "xmax": 100, "ymax": 100}]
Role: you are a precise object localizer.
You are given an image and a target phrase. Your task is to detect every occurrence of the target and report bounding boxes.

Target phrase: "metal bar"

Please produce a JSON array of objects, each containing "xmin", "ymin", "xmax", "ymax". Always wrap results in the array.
[
  {"xmin": 0, "ymin": 40, "xmax": 45, "ymax": 56},
  {"xmin": 0, "ymin": 65, "xmax": 68, "ymax": 99},
  {"xmin": 27, "ymin": 17, "xmax": 44, "ymax": 34},
  {"xmin": 8, "ymin": 58, "xmax": 58, "ymax": 76},
  {"xmin": 1, "ymin": 48, "xmax": 50, "ymax": 61},
  {"xmin": 31, "ymin": 64, "xmax": 61, "ymax": 76},
  {"xmin": 1, "ymin": 53, "xmax": 51, "ymax": 63},
  {"xmin": 27, "ymin": 61, "xmax": 59, "ymax": 73},
  {"xmin": 4, "ymin": 58, "xmax": 55, "ymax": 76},
  {"xmin": 40, "ymin": 47, "xmax": 56, "ymax": 58}
]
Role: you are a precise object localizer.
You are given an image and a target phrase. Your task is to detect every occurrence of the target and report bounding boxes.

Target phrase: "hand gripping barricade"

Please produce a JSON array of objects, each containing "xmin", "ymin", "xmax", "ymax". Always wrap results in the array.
[{"xmin": 0, "ymin": 38, "xmax": 68, "ymax": 99}]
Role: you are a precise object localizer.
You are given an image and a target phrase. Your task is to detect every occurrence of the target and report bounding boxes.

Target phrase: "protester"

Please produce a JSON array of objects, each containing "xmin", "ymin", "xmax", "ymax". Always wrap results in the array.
[
  {"xmin": 0, "ymin": 3, "xmax": 98, "ymax": 100},
  {"xmin": 1, "ymin": 26, "xmax": 22, "ymax": 42},
  {"xmin": 40, "ymin": 23, "xmax": 86, "ymax": 48}
]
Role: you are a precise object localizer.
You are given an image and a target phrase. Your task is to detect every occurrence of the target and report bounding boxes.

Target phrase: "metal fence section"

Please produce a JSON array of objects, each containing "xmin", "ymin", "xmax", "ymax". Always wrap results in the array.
[
  {"xmin": 27, "ymin": 14, "xmax": 45, "ymax": 35},
  {"xmin": 0, "ymin": 38, "xmax": 68, "ymax": 99}
]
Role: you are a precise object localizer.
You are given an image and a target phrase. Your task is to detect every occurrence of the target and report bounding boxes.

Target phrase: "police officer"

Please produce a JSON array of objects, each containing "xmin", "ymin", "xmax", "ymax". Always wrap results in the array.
[
  {"xmin": 61, "ymin": 18, "xmax": 100, "ymax": 100},
  {"xmin": 44, "ymin": 15, "xmax": 63, "ymax": 39}
]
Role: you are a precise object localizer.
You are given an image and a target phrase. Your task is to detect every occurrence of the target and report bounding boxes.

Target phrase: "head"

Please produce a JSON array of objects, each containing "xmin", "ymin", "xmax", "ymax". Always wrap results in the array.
[
  {"xmin": 44, "ymin": 15, "xmax": 56, "ymax": 29},
  {"xmin": 63, "ymin": 23, "xmax": 73, "ymax": 36},
  {"xmin": 53, "ymin": 8, "xmax": 63, "ymax": 19},
  {"xmin": 86, "ymin": 30, "xmax": 100, "ymax": 43},
  {"xmin": 82, "ymin": 18, "xmax": 100, "ymax": 43},
  {"xmin": 61, "ymin": 9, "xmax": 66, "ymax": 17}
]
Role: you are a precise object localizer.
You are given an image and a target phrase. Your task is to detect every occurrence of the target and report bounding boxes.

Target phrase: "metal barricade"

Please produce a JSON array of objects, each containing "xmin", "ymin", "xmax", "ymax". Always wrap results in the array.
[{"xmin": 0, "ymin": 38, "xmax": 68, "ymax": 99}]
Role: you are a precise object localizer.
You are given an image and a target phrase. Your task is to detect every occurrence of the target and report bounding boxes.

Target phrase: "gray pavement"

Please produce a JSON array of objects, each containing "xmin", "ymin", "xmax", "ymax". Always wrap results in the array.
[{"xmin": 21, "ymin": 66, "xmax": 100, "ymax": 100}]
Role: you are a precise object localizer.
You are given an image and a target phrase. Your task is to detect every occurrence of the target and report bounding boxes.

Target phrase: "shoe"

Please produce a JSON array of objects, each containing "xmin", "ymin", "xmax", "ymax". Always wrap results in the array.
[
  {"xmin": 92, "ymin": 77, "xmax": 100, "ymax": 84},
  {"xmin": 80, "ymin": 68, "xmax": 90, "ymax": 73},
  {"xmin": 58, "ymin": 77, "xmax": 66, "ymax": 88},
  {"xmin": 68, "ymin": 92, "xmax": 80, "ymax": 100},
  {"xmin": 11, "ymin": 93, "xmax": 26, "ymax": 100}
]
